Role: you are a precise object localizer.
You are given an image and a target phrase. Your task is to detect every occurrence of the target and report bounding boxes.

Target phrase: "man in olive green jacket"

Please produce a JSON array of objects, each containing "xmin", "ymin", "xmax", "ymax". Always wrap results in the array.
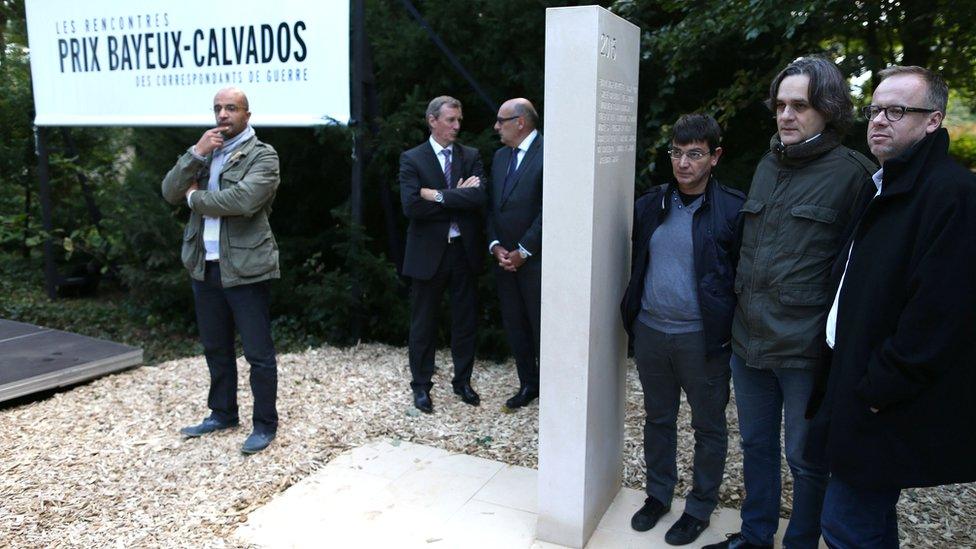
[
  {"xmin": 705, "ymin": 58, "xmax": 875, "ymax": 549},
  {"xmin": 161, "ymin": 87, "xmax": 281, "ymax": 455}
]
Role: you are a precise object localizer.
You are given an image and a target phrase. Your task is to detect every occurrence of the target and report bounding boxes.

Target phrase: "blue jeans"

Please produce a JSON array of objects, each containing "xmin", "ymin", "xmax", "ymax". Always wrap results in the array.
[
  {"xmin": 192, "ymin": 262, "xmax": 278, "ymax": 434},
  {"xmin": 731, "ymin": 354, "xmax": 827, "ymax": 548},
  {"xmin": 821, "ymin": 476, "xmax": 900, "ymax": 548}
]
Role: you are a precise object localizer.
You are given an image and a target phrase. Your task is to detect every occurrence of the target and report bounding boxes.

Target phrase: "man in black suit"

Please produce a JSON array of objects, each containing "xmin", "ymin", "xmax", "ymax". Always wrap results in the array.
[
  {"xmin": 487, "ymin": 98, "xmax": 543, "ymax": 410},
  {"xmin": 399, "ymin": 95, "xmax": 486, "ymax": 413}
]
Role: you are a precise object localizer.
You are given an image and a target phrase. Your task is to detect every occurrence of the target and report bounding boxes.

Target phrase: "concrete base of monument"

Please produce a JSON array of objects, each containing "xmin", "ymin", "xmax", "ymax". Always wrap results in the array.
[{"xmin": 235, "ymin": 439, "xmax": 796, "ymax": 548}]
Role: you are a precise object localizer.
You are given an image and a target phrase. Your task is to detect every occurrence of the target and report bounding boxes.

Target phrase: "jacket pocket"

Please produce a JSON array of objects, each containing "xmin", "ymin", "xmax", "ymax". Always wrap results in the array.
[
  {"xmin": 771, "ymin": 284, "xmax": 832, "ymax": 359},
  {"xmin": 741, "ymin": 199, "xmax": 764, "ymax": 215},
  {"xmin": 791, "ymin": 204, "xmax": 838, "ymax": 224},
  {"xmin": 226, "ymin": 231, "xmax": 277, "ymax": 277},
  {"xmin": 180, "ymin": 220, "xmax": 200, "ymax": 271},
  {"xmin": 777, "ymin": 284, "xmax": 830, "ymax": 306},
  {"xmin": 785, "ymin": 204, "xmax": 840, "ymax": 257},
  {"xmin": 220, "ymin": 170, "xmax": 244, "ymax": 189}
]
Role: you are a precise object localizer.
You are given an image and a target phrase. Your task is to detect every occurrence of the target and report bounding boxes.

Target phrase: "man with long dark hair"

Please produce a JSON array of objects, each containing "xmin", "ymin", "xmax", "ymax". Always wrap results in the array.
[{"xmin": 706, "ymin": 58, "xmax": 876, "ymax": 549}]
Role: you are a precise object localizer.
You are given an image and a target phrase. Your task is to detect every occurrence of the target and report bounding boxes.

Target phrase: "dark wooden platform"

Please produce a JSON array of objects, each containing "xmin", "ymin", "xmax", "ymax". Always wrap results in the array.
[{"xmin": 0, "ymin": 319, "xmax": 143, "ymax": 403}]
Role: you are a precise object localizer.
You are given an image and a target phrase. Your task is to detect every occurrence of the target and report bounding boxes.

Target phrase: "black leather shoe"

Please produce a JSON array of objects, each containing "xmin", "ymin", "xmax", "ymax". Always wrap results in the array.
[
  {"xmin": 241, "ymin": 430, "xmax": 276, "ymax": 454},
  {"xmin": 630, "ymin": 496, "xmax": 670, "ymax": 532},
  {"xmin": 453, "ymin": 383, "xmax": 481, "ymax": 406},
  {"xmin": 504, "ymin": 386, "xmax": 539, "ymax": 409},
  {"xmin": 413, "ymin": 388, "xmax": 433, "ymax": 413},
  {"xmin": 665, "ymin": 512, "xmax": 709, "ymax": 545},
  {"xmin": 179, "ymin": 416, "xmax": 238, "ymax": 438},
  {"xmin": 702, "ymin": 532, "xmax": 773, "ymax": 549}
]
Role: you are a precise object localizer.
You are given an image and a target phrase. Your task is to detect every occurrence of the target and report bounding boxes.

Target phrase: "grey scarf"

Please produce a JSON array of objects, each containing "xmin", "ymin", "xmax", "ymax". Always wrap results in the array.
[{"xmin": 207, "ymin": 124, "xmax": 255, "ymax": 191}]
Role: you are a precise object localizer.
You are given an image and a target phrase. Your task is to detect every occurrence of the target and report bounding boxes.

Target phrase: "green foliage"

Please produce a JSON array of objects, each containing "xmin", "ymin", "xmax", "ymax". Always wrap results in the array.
[
  {"xmin": 949, "ymin": 134, "xmax": 976, "ymax": 169},
  {"xmin": 3, "ymin": 0, "xmax": 976, "ymax": 363},
  {"xmin": 0, "ymin": 1, "xmax": 32, "ymax": 252},
  {"xmin": 0, "ymin": 251, "xmax": 198, "ymax": 363},
  {"xmin": 615, "ymin": 0, "xmax": 976, "ymax": 192},
  {"xmin": 276, "ymin": 205, "xmax": 409, "ymax": 346}
]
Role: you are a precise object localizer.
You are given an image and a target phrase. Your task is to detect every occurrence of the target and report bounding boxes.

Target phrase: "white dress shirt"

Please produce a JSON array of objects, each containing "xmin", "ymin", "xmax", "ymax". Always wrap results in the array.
[
  {"xmin": 826, "ymin": 168, "xmax": 884, "ymax": 348},
  {"xmin": 186, "ymin": 126, "xmax": 254, "ymax": 260},
  {"xmin": 429, "ymin": 136, "xmax": 461, "ymax": 240}
]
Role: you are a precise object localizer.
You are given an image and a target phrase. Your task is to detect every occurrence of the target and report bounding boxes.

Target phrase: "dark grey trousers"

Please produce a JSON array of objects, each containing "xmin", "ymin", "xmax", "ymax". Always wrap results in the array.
[{"xmin": 633, "ymin": 322, "xmax": 730, "ymax": 520}]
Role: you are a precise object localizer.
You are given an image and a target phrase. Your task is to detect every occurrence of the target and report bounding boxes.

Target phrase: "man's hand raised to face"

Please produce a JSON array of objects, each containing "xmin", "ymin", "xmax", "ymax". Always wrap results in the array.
[{"xmin": 194, "ymin": 127, "xmax": 226, "ymax": 156}]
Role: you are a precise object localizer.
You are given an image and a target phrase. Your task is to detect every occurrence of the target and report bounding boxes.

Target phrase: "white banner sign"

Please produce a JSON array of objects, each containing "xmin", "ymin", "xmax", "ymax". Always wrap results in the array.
[{"xmin": 25, "ymin": 0, "xmax": 349, "ymax": 127}]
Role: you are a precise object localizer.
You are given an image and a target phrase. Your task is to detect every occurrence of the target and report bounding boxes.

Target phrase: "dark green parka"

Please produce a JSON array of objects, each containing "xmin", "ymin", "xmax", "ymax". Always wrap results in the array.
[{"xmin": 732, "ymin": 131, "xmax": 875, "ymax": 369}]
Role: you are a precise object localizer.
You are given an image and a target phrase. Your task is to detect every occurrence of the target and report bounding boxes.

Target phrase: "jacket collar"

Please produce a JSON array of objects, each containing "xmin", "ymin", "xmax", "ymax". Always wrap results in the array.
[
  {"xmin": 501, "ymin": 133, "xmax": 542, "ymax": 204},
  {"xmin": 879, "ymin": 128, "xmax": 949, "ymax": 198},
  {"xmin": 770, "ymin": 129, "xmax": 842, "ymax": 167},
  {"xmin": 660, "ymin": 176, "xmax": 715, "ymax": 211}
]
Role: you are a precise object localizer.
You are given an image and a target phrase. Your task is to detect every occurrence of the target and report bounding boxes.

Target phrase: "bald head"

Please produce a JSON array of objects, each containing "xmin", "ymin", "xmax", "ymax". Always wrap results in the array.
[
  {"xmin": 215, "ymin": 87, "xmax": 250, "ymax": 111},
  {"xmin": 494, "ymin": 98, "xmax": 539, "ymax": 147},
  {"xmin": 212, "ymin": 87, "xmax": 251, "ymax": 138}
]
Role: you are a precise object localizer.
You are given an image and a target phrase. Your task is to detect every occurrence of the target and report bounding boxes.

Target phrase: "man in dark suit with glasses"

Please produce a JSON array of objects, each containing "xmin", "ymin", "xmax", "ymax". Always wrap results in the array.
[{"xmin": 488, "ymin": 98, "xmax": 544, "ymax": 411}]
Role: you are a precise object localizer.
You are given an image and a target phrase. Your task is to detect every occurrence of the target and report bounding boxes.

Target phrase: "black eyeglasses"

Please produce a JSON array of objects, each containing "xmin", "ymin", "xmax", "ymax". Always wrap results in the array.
[
  {"xmin": 496, "ymin": 115, "xmax": 519, "ymax": 124},
  {"xmin": 862, "ymin": 105, "xmax": 938, "ymax": 122},
  {"xmin": 667, "ymin": 148, "xmax": 710, "ymax": 161}
]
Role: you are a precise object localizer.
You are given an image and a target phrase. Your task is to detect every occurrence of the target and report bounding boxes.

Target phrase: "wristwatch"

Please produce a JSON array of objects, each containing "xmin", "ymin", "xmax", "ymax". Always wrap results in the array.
[{"xmin": 434, "ymin": 191, "xmax": 444, "ymax": 203}]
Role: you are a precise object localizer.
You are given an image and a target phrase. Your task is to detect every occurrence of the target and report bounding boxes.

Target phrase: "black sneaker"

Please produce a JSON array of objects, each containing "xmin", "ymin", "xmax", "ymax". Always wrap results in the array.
[
  {"xmin": 702, "ymin": 532, "xmax": 773, "ymax": 549},
  {"xmin": 630, "ymin": 496, "xmax": 670, "ymax": 532},
  {"xmin": 665, "ymin": 512, "xmax": 709, "ymax": 545}
]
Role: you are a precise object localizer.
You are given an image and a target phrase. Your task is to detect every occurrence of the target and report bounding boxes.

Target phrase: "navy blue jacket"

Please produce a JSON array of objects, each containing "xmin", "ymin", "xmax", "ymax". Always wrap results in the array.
[{"xmin": 621, "ymin": 178, "xmax": 745, "ymax": 356}]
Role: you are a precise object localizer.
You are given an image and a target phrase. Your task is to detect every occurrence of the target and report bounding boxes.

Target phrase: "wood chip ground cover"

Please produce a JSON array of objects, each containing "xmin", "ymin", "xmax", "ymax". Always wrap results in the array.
[{"xmin": 1, "ymin": 344, "xmax": 972, "ymax": 547}]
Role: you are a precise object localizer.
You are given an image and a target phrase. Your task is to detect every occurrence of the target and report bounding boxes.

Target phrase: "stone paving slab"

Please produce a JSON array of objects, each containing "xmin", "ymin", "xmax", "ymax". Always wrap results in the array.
[{"xmin": 236, "ymin": 439, "xmax": 796, "ymax": 548}]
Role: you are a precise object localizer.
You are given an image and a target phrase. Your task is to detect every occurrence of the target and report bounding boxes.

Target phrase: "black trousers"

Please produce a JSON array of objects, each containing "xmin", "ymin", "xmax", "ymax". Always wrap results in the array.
[
  {"xmin": 408, "ymin": 239, "xmax": 477, "ymax": 391},
  {"xmin": 191, "ymin": 262, "xmax": 278, "ymax": 434},
  {"xmin": 494, "ymin": 258, "xmax": 541, "ymax": 390},
  {"xmin": 633, "ymin": 322, "xmax": 729, "ymax": 520}
]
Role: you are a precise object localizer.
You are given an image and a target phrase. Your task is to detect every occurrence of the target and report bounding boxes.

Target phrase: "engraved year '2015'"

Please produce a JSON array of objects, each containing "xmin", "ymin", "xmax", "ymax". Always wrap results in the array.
[{"xmin": 599, "ymin": 33, "xmax": 616, "ymax": 60}]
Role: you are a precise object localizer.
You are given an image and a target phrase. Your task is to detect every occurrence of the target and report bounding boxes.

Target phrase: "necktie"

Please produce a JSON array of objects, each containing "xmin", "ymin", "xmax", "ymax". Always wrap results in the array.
[
  {"xmin": 502, "ymin": 147, "xmax": 519, "ymax": 199},
  {"xmin": 441, "ymin": 147, "xmax": 461, "ymax": 238},
  {"xmin": 442, "ymin": 148, "xmax": 453, "ymax": 188}
]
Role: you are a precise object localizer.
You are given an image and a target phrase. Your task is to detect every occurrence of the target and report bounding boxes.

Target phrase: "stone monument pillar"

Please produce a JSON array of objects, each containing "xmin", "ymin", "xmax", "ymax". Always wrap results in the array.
[{"xmin": 536, "ymin": 6, "xmax": 640, "ymax": 548}]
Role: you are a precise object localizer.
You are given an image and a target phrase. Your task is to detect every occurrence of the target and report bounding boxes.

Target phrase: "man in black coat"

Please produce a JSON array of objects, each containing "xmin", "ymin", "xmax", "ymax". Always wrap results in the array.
[
  {"xmin": 809, "ymin": 66, "xmax": 976, "ymax": 547},
  {"xmin": 487, "ymin": 98, "xmax": 543, "ymax": 410},
  {"xmin": 399, "ymin": 95, "xmax": 486, "ymax": 413}
]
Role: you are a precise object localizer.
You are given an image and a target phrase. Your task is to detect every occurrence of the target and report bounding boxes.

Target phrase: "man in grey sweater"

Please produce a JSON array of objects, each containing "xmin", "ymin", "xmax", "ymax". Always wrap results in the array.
[{"xmin": 621, "ymin": 114, "xmax": 744, "ymax": 545}]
